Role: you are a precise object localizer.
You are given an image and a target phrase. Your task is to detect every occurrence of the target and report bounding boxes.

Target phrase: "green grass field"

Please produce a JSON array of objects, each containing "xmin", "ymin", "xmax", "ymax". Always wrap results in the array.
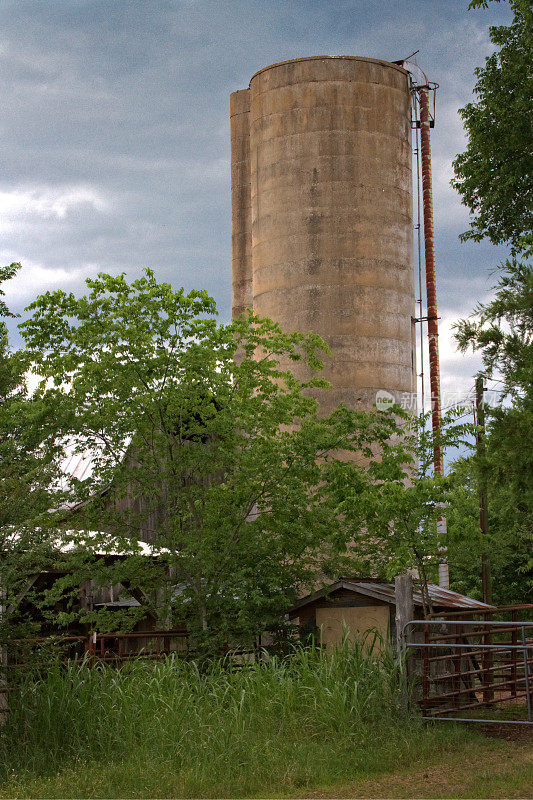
[{"xmin": 0, "ymin": 644, "xmax": 530, "ymax": 798}]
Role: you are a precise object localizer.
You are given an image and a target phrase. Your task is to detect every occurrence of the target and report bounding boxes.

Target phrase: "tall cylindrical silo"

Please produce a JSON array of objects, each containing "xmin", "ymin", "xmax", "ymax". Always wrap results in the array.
[{"xmin": 231, "ymin": 56, "xmax": 416, "ymax": 415}]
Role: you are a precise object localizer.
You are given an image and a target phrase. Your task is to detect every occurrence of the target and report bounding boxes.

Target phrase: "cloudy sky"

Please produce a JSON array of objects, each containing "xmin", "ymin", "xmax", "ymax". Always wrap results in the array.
[{"xmin": 1, "ymin": 0, "xmax": 511, "ymax": 408}]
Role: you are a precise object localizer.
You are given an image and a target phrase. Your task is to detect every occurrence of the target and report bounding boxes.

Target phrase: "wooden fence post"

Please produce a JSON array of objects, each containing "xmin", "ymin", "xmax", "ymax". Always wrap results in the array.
[
  {"xmin": 395, "ymin": 573, "xmax": 414, "ymax": 654},
  {"xmin": 395, "ymin": 574, "xmax": 415, "ymax": 711}
]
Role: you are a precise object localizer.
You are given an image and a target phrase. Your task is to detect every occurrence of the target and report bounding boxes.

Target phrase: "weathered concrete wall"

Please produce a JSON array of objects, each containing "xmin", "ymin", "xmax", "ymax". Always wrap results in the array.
[
  {"xmin": 230, "ymin": 88, "xmax": 253, "ymax": 319},
  {"xmin": 231, "ymin": 56, "xmax": 416, "ymax": 414}
]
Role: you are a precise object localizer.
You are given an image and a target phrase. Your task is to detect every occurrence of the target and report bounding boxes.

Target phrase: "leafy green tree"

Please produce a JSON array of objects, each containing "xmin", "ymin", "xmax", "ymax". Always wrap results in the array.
[
  {"xmin": 332, "ymin": 409, "xmax": 476, "ymax": 614},
  {"xmin": 0, "ymin": 264, "xmax": 60, "ymax": 648},
  {"xmin": 455, "ymin": 258, "xmax": 532, "ymax": 397},
  {"xmin": 446, "ymin": 451, "xmax": 531, "ymax": 604},
  {"xmin": 449, "ymin": 0, "xmax": 532, "ymax": 603},
  {"xmin": 456, "ymin": 257, "xmax": 532, "ymax": 552},
  {"xmin": 20, "ymin": 270, "xmax": 410, "ymax": 650},
  {"xmin": 452, "ymin": 0, "xmax": 532, "ymax": 250},
  {"xmin": 453, "ymin": 259, "xmax": 532, "ymax": 601},
  {"xmin": 0, "ymin": 264, "xmax": 51, "ymax": 530}
]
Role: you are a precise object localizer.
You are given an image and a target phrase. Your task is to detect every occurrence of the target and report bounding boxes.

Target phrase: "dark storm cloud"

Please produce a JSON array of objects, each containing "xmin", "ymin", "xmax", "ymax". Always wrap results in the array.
[{"xmin": 1, "ymin": 0, "xmax": 512, "ymax": 392}]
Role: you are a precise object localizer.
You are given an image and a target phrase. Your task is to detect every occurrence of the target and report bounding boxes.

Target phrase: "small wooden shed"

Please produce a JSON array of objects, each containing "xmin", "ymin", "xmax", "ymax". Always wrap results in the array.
[{"xmin": 288, "ymin": 578, "xmax": 494, "ymax": 649}]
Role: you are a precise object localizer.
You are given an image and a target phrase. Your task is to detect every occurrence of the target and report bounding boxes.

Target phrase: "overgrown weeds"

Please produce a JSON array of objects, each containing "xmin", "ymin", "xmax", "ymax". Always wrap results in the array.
[{"xmin": 0, "ymin": 640, "xmax": 471, "ymax": 797}]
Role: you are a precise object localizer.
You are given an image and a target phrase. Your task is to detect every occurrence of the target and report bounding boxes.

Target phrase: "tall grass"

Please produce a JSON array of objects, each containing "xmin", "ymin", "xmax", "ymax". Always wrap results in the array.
[{"xmin": 0, "ymin": 641, "xmax": 469, "ymax": 797}]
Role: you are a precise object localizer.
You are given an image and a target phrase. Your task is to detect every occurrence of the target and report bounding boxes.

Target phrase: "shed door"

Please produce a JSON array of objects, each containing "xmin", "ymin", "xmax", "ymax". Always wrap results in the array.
[{"xmin": 316, "ymin": 606, "xmax": 389, "ymax": 650}]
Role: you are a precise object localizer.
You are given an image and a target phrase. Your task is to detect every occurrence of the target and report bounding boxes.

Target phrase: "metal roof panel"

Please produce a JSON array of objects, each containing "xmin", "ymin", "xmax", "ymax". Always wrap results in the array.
[{"xmin": 289, "ymin": 579, "xmax": 495, "ymax": 614}]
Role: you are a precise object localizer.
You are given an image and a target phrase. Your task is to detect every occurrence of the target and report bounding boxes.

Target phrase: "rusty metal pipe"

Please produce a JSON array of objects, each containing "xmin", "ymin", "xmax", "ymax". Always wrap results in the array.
[{"xmin": 419, "ymin": 86, "xmax": 443, "ymax": 472}]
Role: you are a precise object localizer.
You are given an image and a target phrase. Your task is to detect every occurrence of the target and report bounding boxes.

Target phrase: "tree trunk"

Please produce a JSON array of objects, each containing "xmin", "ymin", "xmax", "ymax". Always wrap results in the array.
[{"xmin": 0, "ymin": 588, "xmax": 8, "ymax": 725}]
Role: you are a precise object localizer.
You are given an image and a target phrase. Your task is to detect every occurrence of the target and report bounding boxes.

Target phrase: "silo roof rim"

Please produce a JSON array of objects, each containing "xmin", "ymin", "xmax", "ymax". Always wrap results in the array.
[{"xmin": 249, "ymin": 56, "xmax": 408, "ymax": 86}]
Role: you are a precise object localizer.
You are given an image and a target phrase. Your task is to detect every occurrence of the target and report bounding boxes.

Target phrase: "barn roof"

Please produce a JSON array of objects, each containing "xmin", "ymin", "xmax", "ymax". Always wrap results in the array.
[
  {"xmin": 289, "ymin": 578, "xmax": 495, "ymax": 614},
  {"xmin": 52, "ymin": 444, "xmax": 127, "ymax": 514},
  {"xmin": 4, "ymin": 528, "xmax": 168, "ymax": 559}
]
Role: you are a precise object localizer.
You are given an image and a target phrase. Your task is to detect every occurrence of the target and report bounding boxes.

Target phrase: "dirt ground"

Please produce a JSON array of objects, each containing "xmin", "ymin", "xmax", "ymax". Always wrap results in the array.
[{"xmin": 301, "ymin": 729, "xmax": 533, "ymax": 799}]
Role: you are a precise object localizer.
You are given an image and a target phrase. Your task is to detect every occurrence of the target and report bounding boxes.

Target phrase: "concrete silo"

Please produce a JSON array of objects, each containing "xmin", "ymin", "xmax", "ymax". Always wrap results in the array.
[{"xmin": 231, "ymin": 56, "xmax": 416, "ymax": 414}]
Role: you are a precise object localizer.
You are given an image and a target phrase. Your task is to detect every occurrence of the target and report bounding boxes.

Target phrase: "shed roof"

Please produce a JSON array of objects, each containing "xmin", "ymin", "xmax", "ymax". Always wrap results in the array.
[{"xmin": 288, "ymin": 579, "xmax": 495, "ymax": 614}]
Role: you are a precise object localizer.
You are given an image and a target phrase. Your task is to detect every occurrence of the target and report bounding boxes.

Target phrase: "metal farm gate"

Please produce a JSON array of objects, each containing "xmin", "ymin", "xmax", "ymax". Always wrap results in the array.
[{"xmin": 403, "ymin": 616, "xmax": 533, "ymax": 725}]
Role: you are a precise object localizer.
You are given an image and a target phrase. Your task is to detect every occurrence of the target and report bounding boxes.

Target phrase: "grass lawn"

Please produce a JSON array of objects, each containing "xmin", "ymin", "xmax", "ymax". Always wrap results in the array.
[{"xmin": 0, "ymin": 731, "xmax": 530, "ymax": 798}]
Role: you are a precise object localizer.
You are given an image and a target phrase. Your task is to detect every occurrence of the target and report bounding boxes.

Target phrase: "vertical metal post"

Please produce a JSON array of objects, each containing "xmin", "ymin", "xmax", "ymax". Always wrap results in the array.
[
  {"xmin": 88, "ymin": 631, "xmax": 97, "ymax": 662},
  {"xmin": 522, "ymin": 625, "xmax": 532, "ymax": 722},
  {"xmin": 511, "ymin": 610, "xmax": 518, "ymax": 698},
  {"xmin": 414, "ymin": 95, "xmax": 425, "ymax": 413},
  {"xmin": 453, "ymin": 623, "xmax": 462, "ymax": 709},
  {"xmin": 418, "ymin": 85, "xmax": 448, "ymax": 588},
  {"xmin": 422, "ymin": 622, "xmax": 430, "ymax": 713},
  {"xmin": 482, "ymin": 612, "xmax": 494, "ymax": 705}
]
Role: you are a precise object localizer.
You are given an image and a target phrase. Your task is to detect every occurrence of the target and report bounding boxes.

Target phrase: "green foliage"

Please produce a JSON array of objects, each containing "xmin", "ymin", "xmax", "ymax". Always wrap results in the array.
[
  {"xmin": 0, "ymin": 263, "xmax": 20, "ymax": 321},
  {"xmin": 334, "ymin": 409, "xmax": 475, "ymax": 602},
  {"xmin": 446, "ymin": 455, "xmax": 531, "ymax": 603},
  {"xmin": 454, "ymin": 258, "xmax": 532, "ymax": 398},
  {"xmin": 469, "ymin": 0, "xmax": 506, "ymax": 9},
  {"xmin": 450, "ymin": 2, "xmax": 533, "ymax": 602},
  {"xmin": 20, "ymin": 270, "xmax": 412, "ymax": 649},
  {"xmin": 453, "ymin": 0, "xmax": 532, "ymax": 249},
  {"xmin": 0, "ymin": 264, "xmax": 56, "ymax": 530},
  {"xmin": 0, "ymin": 264, "xmax": 61, "ymax": 647},
  {"xmin": 0, "ymin": 643, "xmax": 472, "ymax": 797},
  {"xmin": 452, "ymin": 257, "xmax": 532, "ymax": 601}
]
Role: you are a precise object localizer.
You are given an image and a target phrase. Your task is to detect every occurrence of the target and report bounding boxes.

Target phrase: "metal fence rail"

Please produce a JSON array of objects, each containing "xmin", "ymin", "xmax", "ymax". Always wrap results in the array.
[{"xmin": 403, "ymin": 618, "xmax": 533, "ymax": 725}]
